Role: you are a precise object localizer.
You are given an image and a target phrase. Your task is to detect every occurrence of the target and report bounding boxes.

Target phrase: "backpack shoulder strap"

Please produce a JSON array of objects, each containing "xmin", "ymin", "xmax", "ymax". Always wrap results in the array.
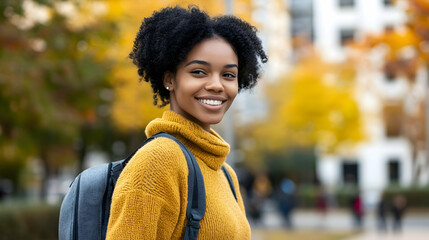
[
  {"xmin": 221, "ymin": 165, "xmax": 238, "ymax": 201},
  {"xmin": 154, "ymin": 132, "xmax": 206, "ymax": 240},
  {"xmin": 124, "ymin": 131, "xmax": 205, "ymax": 240},
  {"xmin": 121, "ymin": 131, "xmax": 169, "ymax": 166}
]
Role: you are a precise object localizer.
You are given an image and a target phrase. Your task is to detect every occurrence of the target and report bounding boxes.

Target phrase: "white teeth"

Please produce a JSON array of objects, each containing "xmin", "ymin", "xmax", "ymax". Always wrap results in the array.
[{"xmin": 199, "ymin": 99, "xmax": 222, "ymax": 106}]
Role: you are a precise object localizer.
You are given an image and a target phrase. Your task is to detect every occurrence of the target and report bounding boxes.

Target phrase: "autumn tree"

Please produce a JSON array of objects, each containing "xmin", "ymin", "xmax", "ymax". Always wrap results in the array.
[
  {"xmin": 395, "ymin": 0, "xmax": 429, "ymax": 182},
  {"xmin": 356, "ymin": 0, "xmax": 429, "ymax": 182},
  {"xmin": 238, "ymin": 43, "xmax": 364, "ymax": 182},
  {"xmin": 0, "ymin": 0, "xmax": 256, "ymax": 199},
  {"xmin": 0, "ymin": 0, "xmax": 118, "ymax": 198}
]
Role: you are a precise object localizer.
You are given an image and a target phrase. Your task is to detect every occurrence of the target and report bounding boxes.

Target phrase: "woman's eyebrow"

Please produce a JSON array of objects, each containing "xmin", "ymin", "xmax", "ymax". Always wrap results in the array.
[
  {"xmin": 224, "ymin": 64, "xmax": 238, "ymax": 69},
  {"xmin": 185, "ymin": 60, "xmax": 238, "ymax": 69},
  {"xmin": 185, "ymin": 60, "xmax": 209, "ymax": 66}
]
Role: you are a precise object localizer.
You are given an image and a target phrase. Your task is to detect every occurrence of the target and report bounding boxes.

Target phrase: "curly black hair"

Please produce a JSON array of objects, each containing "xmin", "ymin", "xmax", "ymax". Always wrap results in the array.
[{"xmin": 129, "ymin": 5, "xmax": 268, "ymax": 107}]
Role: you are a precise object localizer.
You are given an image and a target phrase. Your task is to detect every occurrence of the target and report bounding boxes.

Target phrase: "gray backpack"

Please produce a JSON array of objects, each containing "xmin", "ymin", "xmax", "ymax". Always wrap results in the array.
[{"xmin": 58, "ymin": 131, "xmax": 237, "ymax": 240}]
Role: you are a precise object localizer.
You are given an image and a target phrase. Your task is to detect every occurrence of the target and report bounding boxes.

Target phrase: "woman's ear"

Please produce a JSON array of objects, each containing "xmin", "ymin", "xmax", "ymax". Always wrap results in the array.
[{"xmin": 163, "ymin": 71, "xmax": 174, "ymax": 91}]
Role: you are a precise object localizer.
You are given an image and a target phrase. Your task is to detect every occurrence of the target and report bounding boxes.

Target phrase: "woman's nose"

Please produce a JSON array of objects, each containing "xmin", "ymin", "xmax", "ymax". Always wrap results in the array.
[{"xmin": 205, "ymin": 75, "xmax": 224, "ymax": 92}]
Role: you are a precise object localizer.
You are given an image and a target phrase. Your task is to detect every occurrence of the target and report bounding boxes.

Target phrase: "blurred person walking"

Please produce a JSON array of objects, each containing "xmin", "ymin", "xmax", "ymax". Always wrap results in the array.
[
  {"xmin": 391, "ymin": 194, "xmax": 407, "ymax": 233},
  {"xmin": 315, "ymin": 185, "xmax": 328, "ymax": 229},
  {"xmin": 276, "ymin": 177, "xmax": 295, "ymax": 230},
  {"xmin": 350, "ymin": 191, "xmax": 364, "ymax": 231},
  {"xmin": 247, "ymin": 173, "xmax": 272, "ymax": 225},
  {"xmin": 376, "ymin": 193, "xmax": 388, "ymax": 232}
]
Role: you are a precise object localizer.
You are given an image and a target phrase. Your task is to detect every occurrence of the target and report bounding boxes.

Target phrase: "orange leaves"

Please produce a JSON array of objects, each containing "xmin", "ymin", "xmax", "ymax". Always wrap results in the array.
[
  {"xmin": 382, "ymin": 26, "xmax": 421, "ymax": 61},
  {"xmin": 371, "ymin": 0, "xmax": 429, "ymax": 61},
  {"xmin": 408, "ymin": 0, "xmax": 429, "ymax": 15},
  {"xmin": 355, "ymin": 5, "xmax": 425, "ymax": 80}
]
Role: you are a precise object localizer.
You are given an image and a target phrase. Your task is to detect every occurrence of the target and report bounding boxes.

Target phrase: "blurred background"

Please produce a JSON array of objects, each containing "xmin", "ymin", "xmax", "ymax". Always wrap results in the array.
[{"xmin": 1, "ymin": 0, "xmax": 429, "ymax": 239}]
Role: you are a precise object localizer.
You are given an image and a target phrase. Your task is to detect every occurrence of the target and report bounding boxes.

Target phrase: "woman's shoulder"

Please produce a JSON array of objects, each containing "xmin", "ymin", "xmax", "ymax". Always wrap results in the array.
[
  {"xmin": 128, "ymin": 136, "xmax": 187, "ymax": 170},
  {"xmin": 113, "ymin": 136, "xmax": 189, "ymax": 203},
  {"xmin": 118, "ymin": 137, "xmax": 189, "ymax": 187}
]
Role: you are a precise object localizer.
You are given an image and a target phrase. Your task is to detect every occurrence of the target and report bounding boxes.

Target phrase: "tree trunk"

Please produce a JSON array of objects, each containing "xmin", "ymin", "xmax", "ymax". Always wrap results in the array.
[
  {"xmin": 128, "ymin": 131, "xmax": 144, "ymax": 153},
  {"xmin": 425, "ymin": 63, "xmax": 429, "ymax": 176},
  {"xmin": 39, "ymin": 149, "xmax": 50, "ymax": 201},
  {"xmin": 76, "ymin": 124, "xmax": 90, "ymax": 174},
  {"xmin": 410, "ymin": 63, "xmax": 429, "ymax": 185}
]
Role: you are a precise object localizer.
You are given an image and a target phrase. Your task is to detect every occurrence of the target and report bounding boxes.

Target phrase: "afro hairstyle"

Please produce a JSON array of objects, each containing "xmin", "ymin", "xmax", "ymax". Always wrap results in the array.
[{"xmin": 129, "ymin": 5, "xmax": 268, "ymax": 107}]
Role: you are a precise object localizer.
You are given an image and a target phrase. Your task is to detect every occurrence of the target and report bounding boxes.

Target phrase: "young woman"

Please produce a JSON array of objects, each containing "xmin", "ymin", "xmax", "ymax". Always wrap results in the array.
[{"xmin": 107, "ymin": 6, "xmax": 267, "ymax": 239}]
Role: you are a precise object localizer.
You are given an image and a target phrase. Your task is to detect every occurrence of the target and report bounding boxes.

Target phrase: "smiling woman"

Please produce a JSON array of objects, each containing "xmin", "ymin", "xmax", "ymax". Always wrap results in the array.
[
  {"xmin": 106, "ymin": 5, "xmax": 267, "ymax": 240},
  {"xmin": 166, "ymin": 37, "xmax": 239, "ymax": 131}
]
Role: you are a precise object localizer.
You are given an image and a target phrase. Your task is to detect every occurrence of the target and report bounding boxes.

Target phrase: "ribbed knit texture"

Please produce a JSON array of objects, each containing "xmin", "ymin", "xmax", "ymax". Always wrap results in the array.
[{"xmin": 106, "ymin": 111, "xmax": 251, "ymax": 239}]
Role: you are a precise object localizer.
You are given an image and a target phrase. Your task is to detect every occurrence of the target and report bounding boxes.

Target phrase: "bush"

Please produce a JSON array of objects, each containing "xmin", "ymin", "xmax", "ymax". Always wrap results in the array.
[
  {"xmin": 0, "ymin": 202, "xmax": 60, "ymax": 240},
  {"xmin": 383, "ymin": 185, "xmax": 429, "ymax": 209},
  {"xmin": 334, "ymin": 185, "xmax": 359, "ymax": 208},
  {"xmin": 297, "ymin": 184, "xmax": 356, "ymax": 209},
  {"xmin": 281, "ymin": 184, "xmax": 429, "ymax": 209},
  {"xmin": 295, "ymin": 184, "xmax": 317, "ymax": 208}
]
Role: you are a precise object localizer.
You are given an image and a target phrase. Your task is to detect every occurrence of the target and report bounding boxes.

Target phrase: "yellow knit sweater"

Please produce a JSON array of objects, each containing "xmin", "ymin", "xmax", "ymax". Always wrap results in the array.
[{"xmin": 106, "ymin": 111, "xmax": 250, "ymax": 239}]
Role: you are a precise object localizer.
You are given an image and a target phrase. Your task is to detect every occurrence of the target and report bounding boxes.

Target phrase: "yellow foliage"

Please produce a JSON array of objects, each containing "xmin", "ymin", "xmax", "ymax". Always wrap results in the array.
[
  {"xmin": 233, "ymin": 0, "xmax": 254, "ymax": 24},
  {"xmin": 53, "ymin": 1, "xmax": 109, "ymax": 31},
  {"xmin": 247, "ymin": 51, "xmax": 364, "ymax": 158}
]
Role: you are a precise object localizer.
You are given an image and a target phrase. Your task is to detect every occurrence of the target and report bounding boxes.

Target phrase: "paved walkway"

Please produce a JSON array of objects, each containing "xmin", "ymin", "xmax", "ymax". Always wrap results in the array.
[
  {"xmin": 344, "ymin": 230, "xmax": 429, "ymax": 240},
  {"xmin": 253, "ymin": 200, "xmax": 429, "ymax": 239}
]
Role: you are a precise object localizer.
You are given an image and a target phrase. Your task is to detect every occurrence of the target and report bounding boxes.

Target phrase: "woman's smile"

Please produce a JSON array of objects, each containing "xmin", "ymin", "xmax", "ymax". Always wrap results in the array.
[{"xmin": 196, "ymin": 96, "xmax": 227, "ymax": 109}]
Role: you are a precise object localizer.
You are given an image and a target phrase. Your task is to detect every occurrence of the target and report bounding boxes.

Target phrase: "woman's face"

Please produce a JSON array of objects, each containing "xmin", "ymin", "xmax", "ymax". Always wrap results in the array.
[{"xmin": 166, "ymin": 37, "xmax": 239, "ymax": 131}]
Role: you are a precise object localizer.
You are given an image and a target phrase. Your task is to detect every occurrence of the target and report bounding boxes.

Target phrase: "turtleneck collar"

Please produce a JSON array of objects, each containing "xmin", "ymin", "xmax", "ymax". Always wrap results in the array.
[{"xmin": 145, "ymin": 111, "xmax": 230, "ymax": 170}]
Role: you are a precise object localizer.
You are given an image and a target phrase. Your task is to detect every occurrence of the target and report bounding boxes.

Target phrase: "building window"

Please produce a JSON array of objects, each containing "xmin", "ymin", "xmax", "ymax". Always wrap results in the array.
[
  {"xmin": 340, "ymin": 29, "xmax": 355, "ymax": 46},
  {"xmin": 339, "ymin": 0, "xmax": 355, "ymax": 8},
  {"xmin": 290, "ymin": 0, "xmax": 314, "ymax": 42},
  {"xmin": 342, "ymin": 161, "xmax": 359, "ymax": 185},
  {"xmin": 388, "ymin": 159, "xmax": 400, "ymax": 184},
  {"xmin": 384, "ymin": 0, "xmax": 393, "ymax": 7}
]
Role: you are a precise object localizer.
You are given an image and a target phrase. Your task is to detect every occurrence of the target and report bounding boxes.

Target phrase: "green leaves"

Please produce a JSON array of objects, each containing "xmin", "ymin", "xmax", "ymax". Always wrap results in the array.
[{"xmin": 0, "ymin": 1, "xmax": 118, "ymax": 190}]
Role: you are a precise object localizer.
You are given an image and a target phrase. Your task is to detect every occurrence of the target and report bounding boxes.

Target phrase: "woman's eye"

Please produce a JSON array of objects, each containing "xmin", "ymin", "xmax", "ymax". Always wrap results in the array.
[
  {"xmin": 223, "ymin": 73, "xmax": 236, "ymax": 79},
  {"xmin": 191, "ymin": 70, "xmax": 206, "ymax": 75}
]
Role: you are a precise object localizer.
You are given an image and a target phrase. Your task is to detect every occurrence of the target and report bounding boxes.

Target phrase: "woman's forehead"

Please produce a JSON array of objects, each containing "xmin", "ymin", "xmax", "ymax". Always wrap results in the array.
[{"xmin": 183, "ymin": 38, "xmax": 238, "ymax": 66}]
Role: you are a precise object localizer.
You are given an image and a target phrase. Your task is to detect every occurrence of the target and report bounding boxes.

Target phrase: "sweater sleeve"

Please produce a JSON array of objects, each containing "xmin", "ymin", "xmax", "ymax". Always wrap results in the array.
[{"xmin": 106, "ymin": 138, "xmax": 189, "ymax": 240}]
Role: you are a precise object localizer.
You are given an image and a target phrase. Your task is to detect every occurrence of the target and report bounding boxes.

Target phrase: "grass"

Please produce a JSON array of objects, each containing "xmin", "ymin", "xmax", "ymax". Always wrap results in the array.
[{"xmin": 251, "ymin": 229, "xmax": 358, "ymax": 240}]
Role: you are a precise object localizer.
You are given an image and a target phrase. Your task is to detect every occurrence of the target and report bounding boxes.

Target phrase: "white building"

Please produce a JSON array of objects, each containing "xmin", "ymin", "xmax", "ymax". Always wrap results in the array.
[
  {"xmin": 311, "ymin": 0, "xmax": 428, "ymax": 208},
  {"xmin": 314, "ymin": 0, "xmax": 406, "ymax": 62},
  {"xmin": 224, "ymin": 0, "xmax": 427, "ymax": 208}
]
